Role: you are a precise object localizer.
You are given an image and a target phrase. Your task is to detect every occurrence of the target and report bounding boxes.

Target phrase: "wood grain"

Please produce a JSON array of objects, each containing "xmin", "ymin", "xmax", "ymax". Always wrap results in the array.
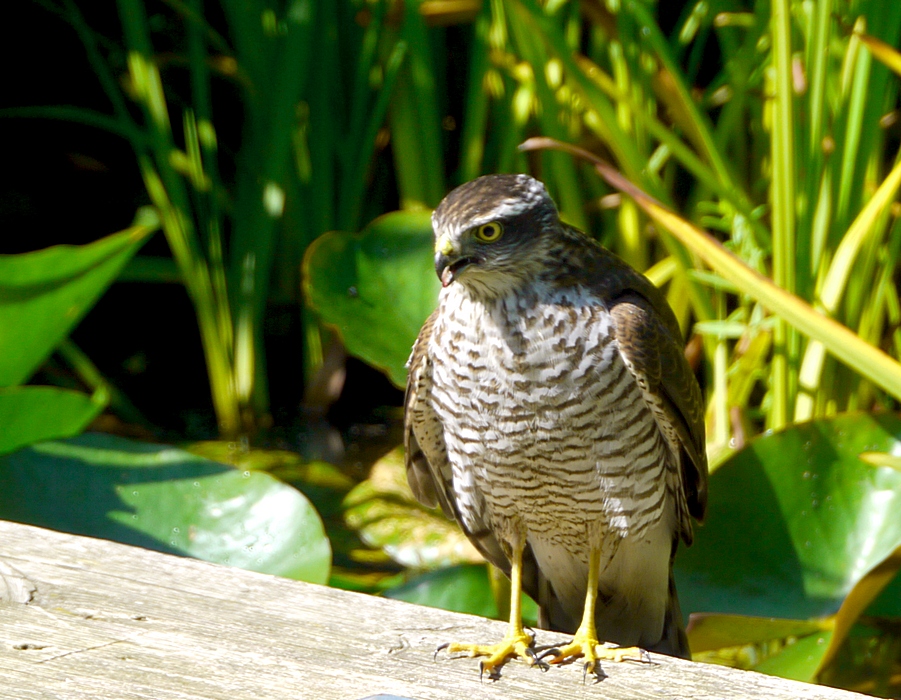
[{"xmin": 0, "ymin": 520, "xmax": 868, "ymax": 699}]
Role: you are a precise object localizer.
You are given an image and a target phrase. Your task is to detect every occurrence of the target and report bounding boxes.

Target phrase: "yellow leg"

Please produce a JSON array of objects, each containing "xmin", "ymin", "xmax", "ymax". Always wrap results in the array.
[
  {"xmin": 438, "ymin": 533, "xmax": 538, "ymax": 677},
  {"xmin": 543, "ymin": 543, "xmax": 645, "ymax": 675}
]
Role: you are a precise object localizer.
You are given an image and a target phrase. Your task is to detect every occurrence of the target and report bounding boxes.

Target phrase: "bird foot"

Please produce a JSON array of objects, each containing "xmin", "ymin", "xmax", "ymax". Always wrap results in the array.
[
  {"xmin": 538, "ymin": 633, "xmax": 648, "ymax": 677},
  {"xmin": 436, "ymin": 627, "xmax": 544, "ymax": 679}
]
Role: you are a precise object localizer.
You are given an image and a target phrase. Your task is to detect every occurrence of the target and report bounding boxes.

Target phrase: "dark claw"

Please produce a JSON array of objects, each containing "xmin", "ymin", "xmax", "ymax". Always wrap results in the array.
[
  {"xmin": 526, "ymin": 647, "xmax": 551, "ymax": 671},
  {"xmin": 536, "ymin": 646, "xmax": 561, "ymax": 662},
  {"xmin": 524, "ymin": 646, "xmax": 551, "ymax": 672},
  {"xmin": 581, "ymin": 660, "xmax": 608, "ymax": 684},
  {"xmin": 433, "ymin": 642, "xmax": 450, "ymax": 661},
  {"xmin": 478, "ymin": 661, "xmax": 502, "ymax": 682}
]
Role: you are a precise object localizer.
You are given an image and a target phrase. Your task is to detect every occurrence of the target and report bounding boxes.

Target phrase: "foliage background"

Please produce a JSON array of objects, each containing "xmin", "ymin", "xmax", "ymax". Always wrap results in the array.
[{"xmin": 3, "ymin": 0, "xmax": 901, "ymax": 695}]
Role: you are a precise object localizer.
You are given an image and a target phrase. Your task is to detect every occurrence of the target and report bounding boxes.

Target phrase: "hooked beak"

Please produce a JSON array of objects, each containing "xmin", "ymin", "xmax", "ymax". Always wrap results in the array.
[{"xmin": 434, "ymin": 234, "xmax": 474, "ymax": 287}]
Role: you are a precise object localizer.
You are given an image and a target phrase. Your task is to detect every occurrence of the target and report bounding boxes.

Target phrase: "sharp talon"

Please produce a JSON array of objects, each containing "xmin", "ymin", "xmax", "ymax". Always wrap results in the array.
[
  {"xmin": 536, "ymin": 647, "xmax": 560, "ymax": 661},
  {"xmin": 478, "ymin": 661, "xmax": 501, "ymax": 682},
  {"xmin": 434, "ymin": 642, "xmax": 450, "ymax": 660}
]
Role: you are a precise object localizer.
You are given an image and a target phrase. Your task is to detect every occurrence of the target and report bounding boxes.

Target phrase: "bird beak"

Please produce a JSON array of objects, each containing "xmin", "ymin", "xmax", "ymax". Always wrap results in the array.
[
  {"xmin": 435, "ymin": 252, "xmax": 455, "ymax": 288},
  {"xmin": 434, "ymin": 234, "xmax": 472, "ymax": 288}
]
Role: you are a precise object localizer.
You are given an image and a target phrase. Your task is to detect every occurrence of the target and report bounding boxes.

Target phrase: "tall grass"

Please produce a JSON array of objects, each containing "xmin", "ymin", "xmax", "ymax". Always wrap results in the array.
[
  {"xmin": 14, "ymin": 0, "xmax": 437, "ymax": 437},
  {"xmin": 23, "ymin": 0, "xmax": 901, "ymax": 446}
]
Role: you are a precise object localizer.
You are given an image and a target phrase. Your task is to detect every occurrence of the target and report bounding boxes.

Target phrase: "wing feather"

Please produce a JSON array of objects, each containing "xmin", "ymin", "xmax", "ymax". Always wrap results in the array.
[
  {"xmin": 576, "ymin": 234, "xmax": 707, "ymax": 536},
  {"xmin": 404, "ymin": 309, "xmax": 454, "ymax": 516}
]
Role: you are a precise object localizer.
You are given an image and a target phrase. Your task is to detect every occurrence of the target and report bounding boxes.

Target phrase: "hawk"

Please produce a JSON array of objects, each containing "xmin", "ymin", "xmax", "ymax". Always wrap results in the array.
[{"xmin": 404, "ymin": 174, "xmax": 707, "ymax": 676}]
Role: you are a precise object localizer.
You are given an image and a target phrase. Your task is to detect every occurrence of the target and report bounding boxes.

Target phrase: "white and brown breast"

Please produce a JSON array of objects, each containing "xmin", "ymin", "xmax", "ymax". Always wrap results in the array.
[{"xmin": 426, "ymin": 280, "xmax": 673, "ymax": 564}]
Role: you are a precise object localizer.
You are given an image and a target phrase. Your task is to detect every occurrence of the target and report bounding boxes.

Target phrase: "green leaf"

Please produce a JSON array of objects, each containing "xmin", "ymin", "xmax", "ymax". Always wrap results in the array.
[
  {"xmin": 677, "ymin": 412, "xmax": 901, "ymax": 679},
  {"xmin": 385, "ymin": 564, "xmax": 539, "ymax": 625},
  {"xmin": 679, "ymin": 413, "xmax": 901, "ymax": 617},
  {"xmin": 343, "ymin": 447, "xmax": 482, "ymax": 569},
  {"xmin": 0, "ymin": 433, "xmax": 331, "ymax": 583},
  {"xmin": 753, "ymin": 630, "xmax": 835, "ymax": 682},
  {"xmin": 687, "ymin": 614, "xmax": 826, "ymax": 654},
  {"xmin": 303, "ymin": 210, "xmax": 438, "ymax": 388},
  {"xmin": 817, "ymin": 544, "xmax": 901, "ymax": 674},
  {"xmin": 385, "ymin": 565, "xmax": 500, "ymax": 618},
  {"xmin": 0, "ymin": 225, "xmax": 153, "ymax": 387},
  {"xmin": 0, "ymin": 387, "xmax": 105, "ymax": 456}
]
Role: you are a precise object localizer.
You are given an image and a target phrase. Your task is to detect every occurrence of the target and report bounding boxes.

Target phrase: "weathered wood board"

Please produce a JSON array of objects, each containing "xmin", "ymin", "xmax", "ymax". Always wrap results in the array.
[{"xmin": 0, "ymin": 520, "xmax": 869, "ymax": 699}]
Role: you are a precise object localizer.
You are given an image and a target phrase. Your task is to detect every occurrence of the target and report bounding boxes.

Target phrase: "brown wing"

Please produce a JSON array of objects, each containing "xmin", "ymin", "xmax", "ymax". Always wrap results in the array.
[
  {"xmin": 609, "ymin": 294, "xmax": 707, "ymax": 529},
  {"xmin": 403, "ymin": 309, "xmax": 455, "ymax": 517},
  {"xmin": 581, "ymin": 238, "xmax": 707, "ymax": 540}
]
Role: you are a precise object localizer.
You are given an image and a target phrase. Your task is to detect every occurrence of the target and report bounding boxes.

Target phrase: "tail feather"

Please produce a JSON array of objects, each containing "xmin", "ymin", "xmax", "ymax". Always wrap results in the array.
[{"xmin": 645, "ymin": 571, "xmax": 690, "ymax": 659}]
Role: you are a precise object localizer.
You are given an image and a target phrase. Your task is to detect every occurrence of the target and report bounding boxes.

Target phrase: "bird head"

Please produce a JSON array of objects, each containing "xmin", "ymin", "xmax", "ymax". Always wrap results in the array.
[{"xmin": 431, "ymin": 174, "xmax": 559, "ymax": 297}]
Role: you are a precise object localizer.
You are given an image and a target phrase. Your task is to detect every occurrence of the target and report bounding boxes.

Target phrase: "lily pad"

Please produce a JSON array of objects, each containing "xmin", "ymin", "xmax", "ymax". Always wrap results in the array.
[
  {"xmin": 678, "ymin": 412, "xmax": 901, "ymax": 679},
  {"xmin": 343, "ymin": 446, "xmax": 482, "ymax": 569},
  {"xmin": 385, "ymin": 564, "xmax": 539, "ymax": 625},
  {"xmin": 687, "ymin": 614, "xmax": 826, "ymax": 654},
  {"xmin": 679, "ymin": 412, "xmax": 901, "ymax": 618},
  {"xmin": 0, "ymin": 226, "xmax": 152, "ymax": 387},
  {"xmin": 0, "ymin": 433, "xmax": 331, "ymax": 583},
  {"xmin": 303, "ymin": 210, "xmax": 438, "ymax": 388}
]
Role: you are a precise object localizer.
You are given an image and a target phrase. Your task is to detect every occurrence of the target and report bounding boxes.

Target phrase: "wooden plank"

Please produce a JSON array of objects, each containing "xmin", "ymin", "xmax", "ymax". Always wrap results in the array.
[{"xmin": 0, "ymin": 520, "xmax": 867, "ymax": 699}]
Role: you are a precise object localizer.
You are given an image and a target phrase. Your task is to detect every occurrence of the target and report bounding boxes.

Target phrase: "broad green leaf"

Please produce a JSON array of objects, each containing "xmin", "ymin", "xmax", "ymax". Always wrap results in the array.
[
  {"xmin": 677, "ymin": 413, "xmax": 901, "ymax": 679},
  {"xmin": 385, "ymin": 565, "xmax": 499, "ymax": 618},
  {"xmin": 0, "ymin": 387, "xmax": 105, "ymax": 456},
  {"xmin": 0, "ymin": 225, "xmax": 153, "ymax": 387},
  {"xmin": 0, "ymin": 433, "xmax": 331, "ymax": 583},
  {"xmin": 385, "ymin": 564, "xmax": 539, "ymax": 625},
  {"xmin": 184, "ymin": 440, "xmax": 354, "ymax": 490},
  {"xmin": 687, "ymin": 614, "xmax": 825, "ymax": 654},
  {"xmin": 303, "ymin": 210, "xmax": 438, "ymax": 388},
  {"xmin": 753, "ymin": 630, "xmax": 834, "ymax": 682},
  {"xmin": 679, "ymin": 413, "xmax": 901, "ymax": 617},
  {"xmin": 343, "ymin": 446, "xmax": 482, "ymax": 569},
  {"xmin": 688, "ymin": 614, "xmax": 833, "ymax": 682},
  {"xmin": 817, "ymin": 544, "xmax": 901, "ymax": 672}
]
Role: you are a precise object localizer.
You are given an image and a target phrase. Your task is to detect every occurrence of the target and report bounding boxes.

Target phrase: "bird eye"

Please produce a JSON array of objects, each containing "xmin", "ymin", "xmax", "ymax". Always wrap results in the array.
[{"xmin": 474, "ymin": 222, "xmax": 503, "ymax": 243}]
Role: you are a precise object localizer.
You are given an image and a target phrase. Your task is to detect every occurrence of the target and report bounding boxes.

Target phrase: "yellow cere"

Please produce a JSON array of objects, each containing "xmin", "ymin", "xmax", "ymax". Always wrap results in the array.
[{"xmin": 435, "ymin": 234, "xmax": 456, "ymax": 256}]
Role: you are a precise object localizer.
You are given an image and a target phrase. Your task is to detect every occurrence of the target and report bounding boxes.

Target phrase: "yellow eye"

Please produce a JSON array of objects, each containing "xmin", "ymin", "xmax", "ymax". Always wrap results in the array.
[{"xmin": 474, "ymin": 222, "xmax": 503, "ymax": 243}]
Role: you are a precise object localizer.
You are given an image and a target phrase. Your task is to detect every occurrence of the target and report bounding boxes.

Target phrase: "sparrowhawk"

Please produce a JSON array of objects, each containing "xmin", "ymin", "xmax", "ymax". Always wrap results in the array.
[{"xmin": 404, "ymin": 174, "xmax": 707, "ymax": 676}]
